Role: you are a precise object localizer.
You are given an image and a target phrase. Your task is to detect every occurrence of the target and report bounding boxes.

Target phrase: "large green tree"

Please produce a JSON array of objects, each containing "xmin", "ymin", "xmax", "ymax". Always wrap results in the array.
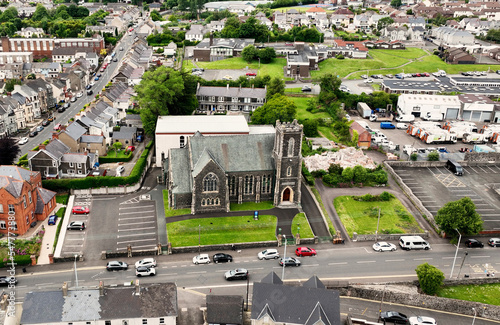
[
  {"xmin": 0, "ymin": 137, "xmax": 20, "ymax": 165},
  {"xmin": 251, "ymin": 94, "xmax": 296, "ymax": 125},
  {"xmin": 266, "ymin": 77, "xmax": 284, "ymax": 99},
  {"xmin": 135, "ymin": 66, "xmax": 197, "ymax": 135},
  {"xmin": 415, "ymin": 263, "xmax": 444, "ymax": 295},
  {"xmin": 319, "ymin": 73, "xmax": 341, "ymax": 105},
  {"xmin": 435, "ymin": 197, "xmax": 483, "ymax": 237},
  {"xmin": 258, "ymin": 47, "xmax": 276, "ymax": 63},
  {"xmin": 241, "ymin": 45, "xmax": 258, "ymax": 62}
]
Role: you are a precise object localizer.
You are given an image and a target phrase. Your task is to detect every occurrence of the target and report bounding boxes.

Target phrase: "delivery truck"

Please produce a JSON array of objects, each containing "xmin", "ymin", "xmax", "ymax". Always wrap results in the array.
[
  {"xmin": 357, "ymin": 102, "xmax": 372, "ymax": 119},
  {"xmin": 395, "ymin": 114, "xmax": 415, "ymax": 123},
  {"xmin": 462, "ymin": 132, "xmax": 486, "ymax": 144}
]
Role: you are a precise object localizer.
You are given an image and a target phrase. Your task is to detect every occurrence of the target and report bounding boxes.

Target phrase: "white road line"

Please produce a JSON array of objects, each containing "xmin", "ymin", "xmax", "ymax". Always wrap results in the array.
[
  {"xmin": 357, "ymin": 261, "xmax": 376, "ymax": 264},
  {"xmin": 119, "ymin": 206, "xmax": 154, "ymax": 210},
  {"xmin": 157, "ymin": 273, "xmax": 178, "ymax": 276},
  {"xmin": 414, "ymin": 258, "xmax": 433, "ymax": 261},
  {"xmin": 187, "ymin": 271, "xmax": 206, "ymax": 274},
  {"xmin": 37, "ymin": 283, "xmax": 54, "ymax": 286},
  {"xmin": 116, "ymin": 238, "xmax": 157, "ymax": 245},
  {"xmin": 119, "ymin": 210, "xmax": 155, "ymax": 215},
  {"xmin": 385, "ymin": 259, "xmax": 405, "ymax": 262},
  {"xmin": 328, "ymin": 262, "xmax": 347, "ymax": 265},
  {"xmin": 301, "ymin": 264, "xmax": 319, "ymax": 267},
  {"xmin": 64, "ymin": 245, "xmax": 83, "ymax": 247},
  {"xmin": 247, "ymin": 267, "xmax": 264, "ymax": 270},
  {"xmin": 95, "ymin": 277, "xmax": 115, "ymax": 281},
  {"xmin": 441, "ymin": 257, "xmax": 459, "ymax": 260},
  {"xmin": 118, "ymin": 216, "xmax": 155, "ymax": 221},
  {"xmin": 117, "ymin": 232, "xmax": 156, "ymax": 238},
  {"xmin": 118, "ymin": 227, "xmax": 156, "ymax": 232},
  {"xmin": 117, "ymin": 244, "xmax": 156, "ymax": 250},
  {"xmin": 470, "ymin": 256, "xmax": 490, "ymax": 258},
  {"xmin": 118, "ymin": 221, "xmax": 156, "ymax": 226}
]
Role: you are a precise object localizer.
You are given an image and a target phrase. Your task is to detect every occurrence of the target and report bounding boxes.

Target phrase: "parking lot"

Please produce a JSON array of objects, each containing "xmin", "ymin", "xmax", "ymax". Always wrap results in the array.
[
  {"xmin": 60, "ymin": 194, "xmax": 92, "ymax": 257},
  {"xmin": 194, "ymin": 69, "xmax": 256, "ymax": 81}
]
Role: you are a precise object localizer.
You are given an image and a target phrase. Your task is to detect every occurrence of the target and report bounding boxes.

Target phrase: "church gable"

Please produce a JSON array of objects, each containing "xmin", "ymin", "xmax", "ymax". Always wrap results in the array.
[{"xmin": 192, "ymin": 153, "xmax": 228, "ymax": 213}]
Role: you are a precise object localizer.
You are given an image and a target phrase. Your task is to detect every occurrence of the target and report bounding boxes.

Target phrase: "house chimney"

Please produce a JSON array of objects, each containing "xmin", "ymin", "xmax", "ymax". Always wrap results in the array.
[
  {"xmin": 135, "ymin": 279, "xmax": 140, "ymax": 295},
  {"xmin": 62, "ymin": 282, "xmax": 68, "ymax": 296},
  {"xmin": 52, "ymin": 132, "xmax": 59, "ymax": 140},
  {"xmin": 39, "ymin": 144, "xmax": 46, "ymax": 151},
  {"xmin": 210, "ymin": 33, "xmax": 214, "ymax": 46},
  {"xmin": 99, "ymin": 281, "xmax": 104, "ymax": 296}
]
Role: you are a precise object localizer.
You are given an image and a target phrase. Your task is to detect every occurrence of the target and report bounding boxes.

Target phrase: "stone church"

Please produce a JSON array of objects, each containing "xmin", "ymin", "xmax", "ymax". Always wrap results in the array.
[{"xmin": 167, "ymin": 120, "xmax": 303, "ymax": 214}]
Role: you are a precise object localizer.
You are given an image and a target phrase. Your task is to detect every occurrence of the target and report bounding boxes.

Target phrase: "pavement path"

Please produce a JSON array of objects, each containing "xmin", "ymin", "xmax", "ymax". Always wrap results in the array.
[{"xmin": 300, "ymin": 182, "xmax": 330, "ymax": 237}]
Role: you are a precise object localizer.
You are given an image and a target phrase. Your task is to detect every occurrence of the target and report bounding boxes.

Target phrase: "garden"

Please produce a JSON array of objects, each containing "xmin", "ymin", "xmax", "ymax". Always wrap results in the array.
[
  {"xmin": 334, "ymin": 192, "xmax": 422, "ymax": 237},
  {"xmin": 183, "ymin": 57, "xmax": 287, "ymax": 78},
  {"xmin": 0, "ymin": 232, "xmax": 45, "ymax": 268}
]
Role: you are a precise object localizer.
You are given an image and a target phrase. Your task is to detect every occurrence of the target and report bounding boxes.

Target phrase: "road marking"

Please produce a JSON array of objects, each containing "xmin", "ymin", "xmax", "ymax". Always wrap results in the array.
[
  {"xmin": 116, "ymin": 238, "xmax": 157, "ymax": 245},
  {"xmin": 117, "ymin": 232, "xmax": 156, "ymax": 238},
  {"xmin": 118, "ymin": 221, "xmax": 156, "ymax": 226},
  {"xmin": 158, "ymin": 273, "xmax": 178, "ymax": 276},
  {"xmin": 357, "ymin": 261, "xmax": 376, "ymax": 264},
  {"xmin": 64, "ymin": 245, "xmax": 83, "ymax": 247},
  {"xmin": 117, "ymin": 227, "xmax": 155, "ymax": 232},
  {"xmin": 118, "ymin": 216, "xmax": 155, "ymax": 221},
  {"xmin": 117, "ymin": 244, "xmax": 156, "ymax": 250},
  {"xmin": 119, "ymin": 206, "xmax": 154, "ymax": 210},
  {"xmin": 119, "ymin": 210, "xmax": 155, "ymax": 215},
  {"xmin": 301, "ymin": 264, "xmax": 319, "ymax": 267},
  {"xmin": 414, "ymin": 258, "xmax": 433, "ymax": 261},
  {"xmin": 37, "ymin": 283, "xmax": 54, "ymax": 286},
  {"xmin": 385, "ymin": 259, "xmax": 405, "ymax": 262},
  {"xmin": 187, "ymin": 271, "xmax": 206, "ymax": 274},
  {"xmin": 328, "ymin": 262, "xmax": 347, "ymax": 265},
  {"xmin": 470, "ymin": 256, "xmax": 490, "ymax": 258}
]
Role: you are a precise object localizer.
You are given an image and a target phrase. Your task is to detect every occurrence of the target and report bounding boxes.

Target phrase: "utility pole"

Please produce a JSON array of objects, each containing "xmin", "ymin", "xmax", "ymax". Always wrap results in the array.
[
  {"xmin": 375, "ymin": 207, "xmax": 380, "ymax": 242},
  {"xmin": 282, "ymin": 234, "xmax": 287, "ymax": 280},
  {"xmin": 450, "ymin": 228, "xmax": 461, "ymax": 279},
  {"xmin": 198, "ymin": 224, "xmax": 201, "ymax": 254}
]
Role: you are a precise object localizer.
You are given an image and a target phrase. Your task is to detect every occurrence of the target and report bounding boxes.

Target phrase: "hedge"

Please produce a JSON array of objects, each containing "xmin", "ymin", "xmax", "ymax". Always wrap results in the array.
[
  {"xmin": 42, "ymin": 140, "xmax": 153, "ymax": 191},
  {"xmin": 0, "ymin": 255, "xmax": 31, "ymax": 268},
  {"xmin": 99, "ymin": 151, "xmax": 134, "ymax": 163}
]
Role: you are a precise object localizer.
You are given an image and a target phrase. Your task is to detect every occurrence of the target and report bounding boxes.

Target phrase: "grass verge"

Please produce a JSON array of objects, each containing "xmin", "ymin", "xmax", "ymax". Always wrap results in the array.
[
  {"xmin": 437, "ymin": 283, "xmax": 500, "ymax": 305},
  {"xmin": 291, "ymin": 213, "xmax": 314, "ymax": 238},
  {"xmin": 230, "ymin": 201, "xmax": 274, "ymax": 211},
  {"xmin": 195, "ymin": 57, "xmax": 286, "ymax": 77},
  {"xmin": 311, "ymin": 187, "xmax": 334, "ymax": 236},
  {"xmin": 288, "ymin": 96, "xmax": 332, "ymax": 120},
  {"xmin": 334, "ymin": 195, "xmax": 422, "ymax": 237},
  {"xmin": 167, "ymin": 215, "xmax": 277, "ymax": 247},
  {"xmin": 163, "ymin": 190, "xmax": 191, "ymax": 217},
  {"xmin": 56, "ymin": 194, "xmax": 69, "ymax": 205},
  {"xmin": 52, "ymin": 207, "xmax": 67, "ymax": 252}
]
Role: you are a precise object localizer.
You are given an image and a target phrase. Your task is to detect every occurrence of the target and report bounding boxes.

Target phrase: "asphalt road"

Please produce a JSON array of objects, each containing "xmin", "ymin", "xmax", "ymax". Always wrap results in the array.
[{"xmin": 17, "ymin": 32, "xmax": 136, "ymax": 158}]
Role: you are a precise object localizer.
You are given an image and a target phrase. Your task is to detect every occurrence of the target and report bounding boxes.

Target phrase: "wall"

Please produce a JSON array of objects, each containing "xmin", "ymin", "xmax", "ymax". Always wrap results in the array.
[{"xmin": 353, "ymin": 231, "xmax": 429, "ymax": 242}]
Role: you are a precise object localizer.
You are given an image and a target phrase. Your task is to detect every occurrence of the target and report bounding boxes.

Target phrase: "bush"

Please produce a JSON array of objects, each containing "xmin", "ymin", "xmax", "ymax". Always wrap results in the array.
[
  {"xmin": 380, "ymin": 191, "xmax": 394, "ymax": 201},
  {"xmin": 410, "ymin": 153, "xmax": 418, "ymax": 161},
  {"xmin": 99, "ymin": 151, "xmax": 134, "ymax": 163},
  {"xmin": 301, "ymin": 163, "xmax": 315, "ymax": 186},
  {"xmin": 416, "ymin": 263, "xmax": 444, "ymax": 295},
  {"xmin": 0, "ymin": 255, "xmax": 32, "ymax": 268},
  {"xmin": 427, "ymin": 152, "xmax": 439, "ymax": 161}
]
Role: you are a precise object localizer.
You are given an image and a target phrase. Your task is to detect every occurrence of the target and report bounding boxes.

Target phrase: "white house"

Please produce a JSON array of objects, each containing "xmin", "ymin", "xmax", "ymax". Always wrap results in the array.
[
  {"xmin": 12, "ymin": 84, "xmax": 42, "ymax": 119},
  {"xmin": 185, "ymin": 24, "xmax": 205, "ymax": 42},
  {"xmin": 397, "ymin": 94, "xmax": 461, "ymax": 120},
  {"xmin": 458, "ymin": 94, "xmax": 495, "ymax": 122},
  {"xmin": 432, "ymin": 26, "xmax": 475, "ymax": 46},
  {"xmin": 18, "ymin": 27, "xmax": 44, "ymax": 38}
]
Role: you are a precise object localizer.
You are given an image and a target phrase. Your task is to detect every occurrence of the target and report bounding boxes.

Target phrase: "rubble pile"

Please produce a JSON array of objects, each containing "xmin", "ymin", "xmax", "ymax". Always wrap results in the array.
[{"xmin": 303, "ymin": 147, "xmax": 376, "ymax": 172}]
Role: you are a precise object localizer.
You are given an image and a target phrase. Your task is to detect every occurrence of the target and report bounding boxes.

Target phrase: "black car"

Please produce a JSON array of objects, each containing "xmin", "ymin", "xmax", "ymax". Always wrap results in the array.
[
  {"xmin": 279, "ymin": 257, "xmax": 301, "ymax": 267},
  {"xmin": 301, "ymin": 86, "xmax": 312, "ymax": 92},
  {"xmin": 67, "ymin": 221, "xmax": 85, "ymax": 230},
  {"xmin": 465, "ymin": 239, "xmax": 484, "ymax": 248},
  {"xmin": 213, "ymin": 253, "xmax": 233, "ymax": 263},
  {"xmin": 224, "ymin": 268, "xmax": 248, "ymax": 281},
  {"xmin": 106, "ymin": 261, "xmax": 128, "ymax": 271},
  {"xmin": 370, "ymin": 74, "xmax": 378, "ymax": 79},
  {"xmin": 380, "ymin": 311, "xmax": 409, "ymax": 324},
  {"xmin": 0, "ymin": 276, "xmax": 17, "ymax": 287},
  {"xmin": 42, "ymin": 120, "xmax": 50, "ymax": 126},
  {"xmin": 461, "ymin": 71, "xmax": 470, "ymax": 76},
  {"xmin": 57, "ymin": 106, "xmax": 65, "ymax": 113},
  {"xmin": 87, "ymin": 90, "xmax": 93, "ymax": 96},
  {"xmin": 86, "ymin": 84, "xmax": 92, "ymax": 90},
  {"xmin": 97, "ymin": 73, "xmax": 102, "ymax": 77},
  {"xmin": 29, "ymin": 131, "xmax": 38, "ymax": 137}
]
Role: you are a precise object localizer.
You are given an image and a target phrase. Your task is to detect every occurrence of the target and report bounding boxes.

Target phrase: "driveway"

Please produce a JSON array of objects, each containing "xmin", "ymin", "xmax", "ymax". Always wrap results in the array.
[{"xmin": 195, "ymin": 69, "xmax": 253, "ymax": 81}]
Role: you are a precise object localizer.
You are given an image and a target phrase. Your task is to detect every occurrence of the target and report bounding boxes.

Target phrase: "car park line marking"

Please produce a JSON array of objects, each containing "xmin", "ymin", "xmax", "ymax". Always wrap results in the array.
[
  {"xmin": 385, "ymin": 259, "xmax": 404, "ymax": 262},
  {"xmin": 119, "ymin": 205, "xmax": 154, "ymax": 210},
  {"xmin": 119, "ymin": 210, "xmax": 155, "ymax": 215},
  {"xmin": 414, "ymin": 258, "xmax": 433, "ymax": 261},
  {"xmin": 65, "ymin": 238, "xmax": 84, "ymax": 240},
  {"xmin": 117, "ymin": 244, "xmax": 156, "ymax": 250},
  {"xmin": 301, "ymin": 264, "xmax": 319, "ymax": 267},
  {"xmin": 118, "ymin": 216, "xmax": 155, "ymax": 221},
  {"xmin": 37, "ymin": 283, "xmax": 54, "ymax": 286},
  {"xmin": 486, "ymin": 166, "xmax": 498, "ymax": 173},
  {"xmin": 328, "ymin": 262, "xmax": 347, "ymax": 265},
  {"xmin": 116, "ymin": 238, "xmax": 157, "ymax": 244},
  {"xmin": 187, "ymin": 271, "xmax": 207, "ymax": 274},
  {"xmin": 64, "ymin": 245, "xmax": 83, "ymax": 247},
  {"xmin": 470, "ymin": 256, "xmax": 490, "ymax": 258},
  {"xmin": 356, "ymin": 261, "xmax": 376, "ymax": 264},
  {"xmin": 118, "ymin": 227, "xmax": 155, "ymax": 232},
  {"xmin": 117, "ymin": 232, "xmax": 156, "ymax": 238},
  {"xmin": 118, "ymin": 221, "xmax": 156, "ymax": 226}
]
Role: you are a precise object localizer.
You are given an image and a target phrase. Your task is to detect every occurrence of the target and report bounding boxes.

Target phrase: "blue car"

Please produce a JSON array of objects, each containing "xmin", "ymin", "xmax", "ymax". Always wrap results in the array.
[
  {"xmin": 48, "ymin": 215, "xmax": 57, "ymax": 225},
  {"xmin": 94, "ymin": 76, "xmax": 99, "ymax": 81}
]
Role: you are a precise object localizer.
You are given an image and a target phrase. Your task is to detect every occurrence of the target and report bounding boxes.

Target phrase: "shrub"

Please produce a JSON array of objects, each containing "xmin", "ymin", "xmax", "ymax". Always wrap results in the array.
[
  {"xmin": 301, "ymin": 163, "xmax": 315, "ymax": 186},
  {"xmin": 0, "ymin": 255, "xmax": 32, "ymax": 268},
  {"xmin": 416, "ymin": 263, "xmax": 444, "ymax": 295},
  {"xmin": 410, "ymin": 153, "xmax": 418, "ymax": 161},
  {"xmin": 427, "ymin": 152, "xmax": 439, "ymax": 161},
  {"xmin": 361, "ymin": 194, "xmax": 374, "ymax": 201},
  {"xmin": 380, "ymin": 191, "xmax": 394, "ymax": 201}
]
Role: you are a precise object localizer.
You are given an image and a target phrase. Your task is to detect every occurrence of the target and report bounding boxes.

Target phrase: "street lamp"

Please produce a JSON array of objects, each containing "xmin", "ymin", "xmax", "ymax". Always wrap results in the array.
[
  {"xmin": 74, "ymin": 254, "xmax": 79, "ymax": 288},
  {"xmin": 472, "ymin": 308, "xmax": 477, "ymax": 325},
  {"xmin": 198, "ymin": 224, "xmax": 201, "ymax": 254},
  {"xmin": 282, "ymin": 234, "xmax": 287, "ymax": 281},
  {"xmin": 450, "ymin": 228, "xmax": 461, "ymax": 279}
]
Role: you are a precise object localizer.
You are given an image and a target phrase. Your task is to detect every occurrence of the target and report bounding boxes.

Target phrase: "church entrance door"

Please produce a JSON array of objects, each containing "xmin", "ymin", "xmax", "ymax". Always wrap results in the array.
[{"xmin": 282, "ymin": 188, "xmax": 291, "ymax": 201}]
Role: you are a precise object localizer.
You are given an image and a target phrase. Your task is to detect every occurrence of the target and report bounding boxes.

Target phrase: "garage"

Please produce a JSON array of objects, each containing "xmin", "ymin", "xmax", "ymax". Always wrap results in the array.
[{"xmin": 445, "ymin": 108, "xmax": 459, "ymax": 120}]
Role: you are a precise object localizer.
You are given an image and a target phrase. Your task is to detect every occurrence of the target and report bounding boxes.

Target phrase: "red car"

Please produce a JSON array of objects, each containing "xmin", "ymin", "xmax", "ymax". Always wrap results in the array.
[
  {"xmin": 72, "ymin": 206, "xmax": 90, "ymax": 214},
  {"xmin": 295, "ymin": 247, "xmax": 317, "ymax": 257},
  {"xmin": 246, "ymin": 72, "xmax": 257, "ymax": 76},
  {"xmin": 126, "ymin": 146, "xmax": 136, "ymax": 152}
]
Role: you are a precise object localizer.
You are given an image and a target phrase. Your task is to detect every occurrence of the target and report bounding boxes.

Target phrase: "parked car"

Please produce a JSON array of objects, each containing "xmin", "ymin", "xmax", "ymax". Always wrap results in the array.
[
  {"xmin": 213, "ymin": 253, "xmax": 233, "ymax": 263},
  {"xmin": 42, "ymin": 120, "xmax": 50, "ymax": 127},
  {"xmin": 364, "ymin": 78, "xmax": 373, "ymax": 83},
  {"xmin": 385, "ymin": 74, "xmax": 394, "ymax": 78},
  {"xmin": 48, "ymin": 215, "xmax": 57, "ymax": 225},
  {"xmin": 19, "ymin": 137, "xmax": 28, "ymax": 145},
  {"xmin": 47, "ymin": 116, "xmax": 54, "ymax": 122},
  {"xmin": 246, "ymin": 72, "xmax": 257, "ymax": 76},
  {"xmin": 36, "ymin": 126, "xmax": 44, "ymax": 132},
  {"xmin": 95, "ymin": 76, "xmax": 99, "ymax": 81},
  {"xmin": 465, "ymin": 239, "xmax": 483, "ymax": 248},
  {"xmin": 135, "ymin": 258, "xmax": 157, "ymax": 269},
  {"xmin": 258, "ymin": 249, "xmax": 279, "ymax": 260},
  {"xmin": 116, "ymin": 166, "xmax": 125, "ymax": 174},
  {"xmin": 29, "ymin": 131, "xmax": 38, "ymax": 137},
  {"xmin": 380, "ymin": 311, "xmax": 409, "ymax": 324},
  {"xmin": 301, "ymin": 85, "xmax": 312, "ymax": 92},
  {"xmin": 64, "ymin": 103, "xmax": 70, "ymax": 109},
  {"xmin": 120, "ymin": 47, "xmax": 124, "ymax": 51},
  {"xmin": 86, "ymin": 84, "xmax": 92, "ymax": 90},
  {"xmin": 193, "ymin": 254, "xmax": 211, "ymax": 264},
  {"xmin": 53, "ymin": 123, "xmax": 62, "ymax": 131},
  {"xmin": 0, "ymin": 276, "xmax": 17, "ymax": 287},
  {"xmin": 409, "ymin": 316, "xmax": 436, "ymax": 325},
  {"xmin": 279, "ymin": 257, "xmax": 301, "ymax": 267},
  {"xmin": 106, "ymin": 261, "xmax": 128, "ymax": 271},
  {"xmin": 222, "ymin": 75, "xmax": 232, "ymax": 80},
  {"xmin": 224, "ymin": 268, "xmax": 248, "ymax": 280},
  {"xmin": 136, "ymin": 266, "xmax": 156, "ymax": 277},
  {"xmin": 87, "ymin": 90, "xmax": 93, "ymax": 96},
  {"xmin": 70, "ymin": 97, "xmax": 77, "ymax": 102},
  {"xmin": 373, "ymin": 242, "xmax": 397, "ymax": 252},
  {"xmin": 295, "ymin": 247, "xmax": 316, "ymax": 256},
  {"xmin": 488, "ymin": 238, "xmax": 500, "ymax": 247},
  {"xmin": 76, "ymin": 92, "xmax": 83, "ymax": 98},
  {"xmin": 126, "ymin": 146, "xmax": 135, "ymax": 152},
  {"xmin": 113, "ymin": 57, "xmax": 118, "ymax": 62},
  {"xmin": 72, "ymin": 206, "xmax": 90, "ymax": 214},
  {"xmin": 57, "ymin": 106, "xmax": 65, "ymax": 113},
  {"xmin": 67, "ymin": 221, "xmax": 85, "ymax": 231}
]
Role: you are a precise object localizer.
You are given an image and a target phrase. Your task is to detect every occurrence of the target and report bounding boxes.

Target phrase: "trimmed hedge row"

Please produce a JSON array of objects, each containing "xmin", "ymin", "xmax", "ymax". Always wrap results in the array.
[
  {"xmin": 99, "ymin": 151, "xmax": 134, "ymax": 163},
  {"xmin": 0, "ymin": 255, "xmax": 31, "ymax": 268},
  {"xmin": 42, "ymin": 141, "xmax": 154, "ymax": 191}
]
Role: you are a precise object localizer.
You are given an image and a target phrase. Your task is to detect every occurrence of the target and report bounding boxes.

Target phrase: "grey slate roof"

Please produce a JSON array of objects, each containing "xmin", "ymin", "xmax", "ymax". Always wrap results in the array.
[
  {"xmin": 197, "ymin": 85, "xmax": 266, "ymax": 99},
  {"xmin": 169, "ymin": 148, "xmax": 192, "ymax": 194},
  {"xmin": 0, "ymin": 166, "xmax": 37, "ymax": 182},
  {"xmin": 113, "ymin": 126, "xmax": 137, "ymax": 139},
  {"xmin": 81, "ymin": 135, "xmax": 104, "ymax": 143},
  {"xmin": 11, "ymin": 92, "xmax": 26, "ymax": 105},
  {"xmin": 21, "ymin": 291, "xmax": 65, "ymax": 324},
  {"xmin": 64, "ymin": 122, "xmax": 87, "ymax": 141},
  {"xmin": 0, "ymin": 177, "xmax": 23, "ymax": 198},
  {"xmin": 251, "ymin": 274, "xmax": 340, "ymax": 325},
  {"xmin": 35, "ymin": 187, "xmax": 56, "ymax": 214},
  {"xmin": 61, "ymin": 153, "xmax": 89, "ymax": 163},
  {"xmin": 206, "ymin": 295, "xmax": 244, "ymax": 325},
  {"xmin": 303, "ymin": 275, "xmax": 325, "ymax": 289},
  {"xmin": 46, "ymin": 139, "xmax": 70, "ymax": 158},
  {"xmin": 189, "ymin": 132, "xmax": 275, "ymax": 173}
]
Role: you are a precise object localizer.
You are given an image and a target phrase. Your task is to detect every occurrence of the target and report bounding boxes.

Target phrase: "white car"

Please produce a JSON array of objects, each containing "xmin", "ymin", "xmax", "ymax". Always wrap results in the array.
[
  {"xmin": 90, "ymin": 81, "xmax": 96, "ymax": 87},
  {"xmin": 409, "ymin": 316, "xmax": 437, "ymax": 325},
  {"xmin": 135, "ymin": 258, "xmax": 157, "ymax": 269},
  {"xmin": 364, "ymin": 78, "xmax": 373, "ymax": 83},
  {"xmin": 373, "ymin": 242, "xmax": 397, "ymax": 252},
  {"xmin": 136, "ymin": 266, "xmax": 156, "ymax": 277},
  {"xmin": 76, "ymin": 92, "xmax": 83, "ymax": 98},
  {"xmin": 19, "ymin": 137, "xmax": 28, "ymax": 145},
  {"xmin": 257, "ymin": 249, "xmax": 280, "ymax": 260},
  {"xmin": 396, "ymin": 123, "xmax": 408, "ymax": 129},
  {"xmin": 193, "ymin": 254, "xmax": 211, "ymax": 264}
]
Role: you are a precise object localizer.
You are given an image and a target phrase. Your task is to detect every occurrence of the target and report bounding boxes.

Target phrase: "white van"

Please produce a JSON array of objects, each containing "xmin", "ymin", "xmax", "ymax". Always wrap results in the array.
[
  {"xmin": 399, "ymin": 236, "xmax": 430, "ymax": 250},
  {"xmin": 396, "ymin": 123, "xmax": 408, "ymax": 129}
]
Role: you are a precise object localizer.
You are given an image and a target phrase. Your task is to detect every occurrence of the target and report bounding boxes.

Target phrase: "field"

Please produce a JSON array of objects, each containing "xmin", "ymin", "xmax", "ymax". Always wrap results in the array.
[
  {"xmin": 334, "ymin": 196, "xmax": 422, "ymax": 237},
  {"xmin": 166, "ymin": 215, "xmax": 277, "ymax": 247},
  {"xmin": 437, "ymin": 283, "xmax": 500, "ymax": 306},
  {"xmin": 291, "ymin": 213, "xmax": 314, "ymax": 238},
  {"xmin": 289, "ymin": 96, "xmax": 332, "ymax": 120},
  {"xmin": 185, "ymin": 57, "xmax": 286, "ymax": 77}
]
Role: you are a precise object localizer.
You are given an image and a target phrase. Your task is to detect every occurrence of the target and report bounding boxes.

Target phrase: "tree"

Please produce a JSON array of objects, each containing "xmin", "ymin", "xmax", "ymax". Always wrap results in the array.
[
  {"xmin": 0, "ymin": 137, "xmax": 20, "ymax": 165},
  {"xmin": 390, "ymin": 0, "xmax": 402, "ymax": 8},
  {"xmin": 251, "ymin": 94, "xmax": 296, "ymax": 125},
  {"xmin": 415, "ymin": 263, "xmax": 444, "ymax": 295},
  {"xmin": 301, "ymin": 119, "xmax": 318, "ymax": 137},
  {"xmin": 5, "ymin": 79, "xmax": 21, "ymax": 92},
  {"xmin": 151, "ymin": 10, "xmax": 164, "ymax": 21},
  {"xmin": 113, "ymin": 142, "xmax": 122, "ymax": 157},
  {"xmin": 342, "ymin": 167, "xmax": 354, "ymax": 182},
  {"xmin": 377, "ymin": 17, "xmax": 394, "ymax": 31},
  {"xmin": 435, "ymin": 197, "xmax": 483, "ymax": 237},
  {"xmin": 319, "ymin": 73, "xmax": 341, "ymax": 105},
  {"xmin": 427, "ymin": 152, "xmax": 439, "ymax": 161},
  {"xmin": 258, "ymin": 47, "xmax": 276, "ymax": 63},
  {"xmin": 266, "ymin": 77, "xmax": 284, "ymax": 99},
  {"xmin": 241, "ymin": 45, "xmax": 258, "ymax": 62}
]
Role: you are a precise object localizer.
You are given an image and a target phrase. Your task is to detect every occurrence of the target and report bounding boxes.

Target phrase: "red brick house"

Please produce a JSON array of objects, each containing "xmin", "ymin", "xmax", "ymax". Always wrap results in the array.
[
  {"xmin": 349, "ymin": 122, "xmax": 371, "ymax": 149},
  {"xmin": 0, "ymin": 166, "xmax": 56, "ymax": 236}
]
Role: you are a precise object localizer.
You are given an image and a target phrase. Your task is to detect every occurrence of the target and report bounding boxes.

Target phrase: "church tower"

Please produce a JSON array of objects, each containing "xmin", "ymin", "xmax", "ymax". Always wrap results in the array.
[{"xmin": 273, "ymin": 120, "xmax": 303, "ymax": 207}]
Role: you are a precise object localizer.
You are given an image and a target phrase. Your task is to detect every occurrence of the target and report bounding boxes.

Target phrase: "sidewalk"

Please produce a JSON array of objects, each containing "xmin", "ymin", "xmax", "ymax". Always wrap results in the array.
[{"xmin": 37, "ymin": 203, "xmax": 66, "ymax": 265}]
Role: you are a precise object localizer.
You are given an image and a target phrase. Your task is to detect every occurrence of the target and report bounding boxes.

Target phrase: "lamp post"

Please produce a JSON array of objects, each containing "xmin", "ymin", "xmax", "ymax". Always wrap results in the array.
[
  {"xmin": 198, "ymin": 224, "xmax": 201, "ymax": 254},
  {"xmin": 450, "ymin": 228, "xmax": 461, "ymax": 279},
  {"xmin": 258, "ymin": 57, "xmax": 261, "ymax": 68},
  {"xmin": 74, "ymin": 254, "xmax": 79, "ymax": 288},
  {"xmin": 472, "ymin": 308, "xmax": 477, "ymax": 325},
  {"xmin": 282, "ymin": 234, "xmax": 287, "ymax": 280},
  {"xmin": 375, "ymin": 207, "xmax": 380, "ymax": 242}
]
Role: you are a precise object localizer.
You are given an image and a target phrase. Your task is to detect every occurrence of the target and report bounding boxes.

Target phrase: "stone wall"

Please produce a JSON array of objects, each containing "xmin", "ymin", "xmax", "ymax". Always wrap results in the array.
[
  {"xmin": 353, "ymin": 231, "xmax": 429, "ymax": 242},
  {"xmin": 464, "ymin": 152, "xmax": 500, "ymax": 163}
]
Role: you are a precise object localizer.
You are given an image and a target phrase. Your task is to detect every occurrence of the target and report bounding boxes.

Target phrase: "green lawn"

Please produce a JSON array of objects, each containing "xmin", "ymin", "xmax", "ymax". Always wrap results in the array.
[
  {"xmin": 193, "ymin": 57, "xmax": 286, "ymax": 77},
  {"xmin": 437, "ymin": 283, "xmax": 500, "ymax": 306},
  {"xmin": 56, "ymin": 194, "xmax": 69, "ymax": 205},
  {"xmin": 370, "ymin": 47, "xmax": 427, "ymax": 60},
  {"xmin": 182, "ymin": 59, "xmax": 196, "ymax": 72},
  {"xmin": 230, "ymin": 201, "xmax": 274, "ymax": 211},
  {"xmin": 166, "ymin": 215, "xmax": 277, "ymax": 247},
  {"xmin": 291, "ymin": 213, "xmax": 314, "ymax": 238},
  {"xmin": 163, "ymin": 190, "xmax": 191, "ymax": 217},
  {"xmin": 318, "ymin": 126, "xmax": 339, "ymax": 142},
  {"xmin": 334, "ymin": 196, "xmax": 422, "ymax": 237},
  {"xmin": 103, "ymin": 149, "xmax": 133, "ymax": 159},
  {"xmin": 285, "ymin": 87, "xmax": 303, "ymax": 93},
  {"xmin": 289, "ymin": 96, "xmax": 332, "ymax": 120}
]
